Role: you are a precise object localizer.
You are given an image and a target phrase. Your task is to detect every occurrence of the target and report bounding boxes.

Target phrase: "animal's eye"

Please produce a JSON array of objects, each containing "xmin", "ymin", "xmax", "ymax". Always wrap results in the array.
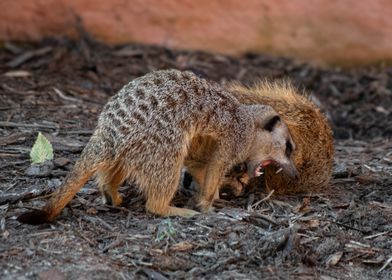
[
  {"xmin": 264, "ymin": 115, "xmax": 280, "ymax": 132},
  {"xmin": 233, "ymin": 163, "xmax": 247, "ymax": 173},
  {"xmin": 285, "ymin": 140, "xmax": 293, "ymax": 157}
]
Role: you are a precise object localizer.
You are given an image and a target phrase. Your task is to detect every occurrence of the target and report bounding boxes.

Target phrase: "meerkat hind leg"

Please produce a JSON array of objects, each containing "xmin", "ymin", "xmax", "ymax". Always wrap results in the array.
[{"xmin": 96, "ymin": 165, "xmax": 126, "ymax": 206}]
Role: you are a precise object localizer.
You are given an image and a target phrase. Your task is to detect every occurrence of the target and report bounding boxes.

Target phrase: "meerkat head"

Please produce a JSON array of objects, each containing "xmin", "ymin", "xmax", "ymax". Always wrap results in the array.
[{"xmin": 245, "ymin": 105, "xmax": 298, "ymax": 180}]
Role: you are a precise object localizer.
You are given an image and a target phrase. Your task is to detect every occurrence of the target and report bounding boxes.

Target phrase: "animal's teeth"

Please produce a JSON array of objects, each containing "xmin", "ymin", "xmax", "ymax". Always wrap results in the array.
[
  {"xmin": 276, "ymin": 167, "xmax": 283, "ymax": 174},
  {"xmin": 255, "ymin": 171, "xmax": 264, "ymax": 177}
]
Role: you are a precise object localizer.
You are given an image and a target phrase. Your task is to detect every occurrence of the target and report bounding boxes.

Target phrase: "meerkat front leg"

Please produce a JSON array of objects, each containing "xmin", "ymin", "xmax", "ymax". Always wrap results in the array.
[
  {"xmin": 197, "ymin": 160, "xmax": 227, "ymax": 213},
  {"xmin": 187, "ymin": 163, "xmax": 223, "ymax": 202},
  {"xmin": 145, "ymin": 163, "xmax": 199, "ymax": 217}
]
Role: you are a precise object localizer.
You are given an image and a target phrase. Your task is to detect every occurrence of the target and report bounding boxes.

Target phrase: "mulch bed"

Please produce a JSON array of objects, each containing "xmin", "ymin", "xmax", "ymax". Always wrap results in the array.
[{"xmin": 1, "ymin": 38, "xmax": 391, "ymax": 279}]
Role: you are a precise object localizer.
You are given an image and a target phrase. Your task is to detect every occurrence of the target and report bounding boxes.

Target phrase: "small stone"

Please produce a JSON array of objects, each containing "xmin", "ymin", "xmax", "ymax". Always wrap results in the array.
[
  {"xmin": 333, "ymin": 163, "xmax": 348, "ymax": 178},
  {"xmin": 25, "ymin": 161, "xmax": 54, "ymax": 177},
  {"xmin": 26, "ymin": 248, "xmax": 34, "ymax": 257},
  {"xmin": 228, "ymin": 232, "xmax": 239, "ymax": 246},
  {"xmin": 2, "ymin": 230, "xmax": 10, "ymax": 239},
  {"xmin": 47, "ymin": 178, "xmax": 61, "ymax": 189}
]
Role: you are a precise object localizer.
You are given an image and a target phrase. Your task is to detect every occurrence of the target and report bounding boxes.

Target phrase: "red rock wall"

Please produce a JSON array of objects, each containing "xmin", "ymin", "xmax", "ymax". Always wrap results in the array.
[{"xmin": 1, "ymin": 0, "xmax": 392, "ymax": 65}]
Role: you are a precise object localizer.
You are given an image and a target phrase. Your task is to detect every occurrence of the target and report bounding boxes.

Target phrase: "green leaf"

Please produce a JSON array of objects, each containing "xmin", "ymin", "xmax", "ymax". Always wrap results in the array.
[{"xmin": 30, "ymin": 132, "xmax": 54, "ymax": 164}]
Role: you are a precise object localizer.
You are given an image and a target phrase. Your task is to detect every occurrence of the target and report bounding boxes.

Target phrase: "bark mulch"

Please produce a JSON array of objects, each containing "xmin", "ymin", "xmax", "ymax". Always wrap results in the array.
[{"xmin": 1, "ymin": 39, "xmax": 391, "ymax": 279}]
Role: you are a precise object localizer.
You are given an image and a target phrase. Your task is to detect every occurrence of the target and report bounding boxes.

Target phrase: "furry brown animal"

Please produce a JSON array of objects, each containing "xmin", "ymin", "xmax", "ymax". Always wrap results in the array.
[
  {"xmin": 18, "ymin": 70, "xmax": 298, "ymax": 224},
  {"xmin": 227, "ymin": 81, "xmax": 334, "ymax": 194}
]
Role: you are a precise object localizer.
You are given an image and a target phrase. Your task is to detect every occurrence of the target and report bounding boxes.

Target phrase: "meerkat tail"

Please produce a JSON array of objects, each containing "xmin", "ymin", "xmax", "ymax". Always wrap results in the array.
[{"xmin": 18, "ymin": 137, "xmax": 106, "ymax": 225}]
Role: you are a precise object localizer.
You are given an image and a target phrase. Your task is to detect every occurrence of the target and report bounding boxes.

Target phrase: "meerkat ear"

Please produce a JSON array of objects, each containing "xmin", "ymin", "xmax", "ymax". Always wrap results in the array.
[
  {"xmin": 247, "ymin": 104, "xmax": 280, "ymax": 130},
  {"xmin": 262, "ymin": 115, "xmax": 281, "ymax": 131}
]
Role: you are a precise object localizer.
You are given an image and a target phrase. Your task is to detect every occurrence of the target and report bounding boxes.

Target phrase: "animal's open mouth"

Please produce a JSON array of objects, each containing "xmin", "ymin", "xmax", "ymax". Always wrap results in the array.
[{"xmin": 253, "ymin": 160, "xmax": 283, "ymax": 177}]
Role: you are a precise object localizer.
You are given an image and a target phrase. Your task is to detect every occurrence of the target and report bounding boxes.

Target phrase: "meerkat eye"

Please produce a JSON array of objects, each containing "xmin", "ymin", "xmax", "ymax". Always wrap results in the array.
[
  {"xmin": 233, "ymin": 163, "xmax": 247, "ymax": 173},
  {"xmin": 285, "ymin": 140, "xmax": 293, "ymax": 157},
  {"xmin": 239, "ymin": 163, "xmax": 247, "ymax": 172},
  {"xmin": 264, "ymin": 115, "xmax": 280, "ymax": 132}
]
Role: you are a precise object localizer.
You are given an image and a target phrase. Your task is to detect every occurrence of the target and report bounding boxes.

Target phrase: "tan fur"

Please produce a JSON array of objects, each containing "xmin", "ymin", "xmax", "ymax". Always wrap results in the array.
[
  {"xmin": 18, "ymin": 70, "xmax": 297, "ymax": 224},
  {"xmin": 227, "ymin": 81, "xmax": 334, "ymax": 194}
]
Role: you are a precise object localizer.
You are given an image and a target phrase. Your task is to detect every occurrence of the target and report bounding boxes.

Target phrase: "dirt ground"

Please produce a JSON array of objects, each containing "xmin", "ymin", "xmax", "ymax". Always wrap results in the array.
[{"xmin": 1, "ymin": 38, "xmax": 391, "ymax": 280}]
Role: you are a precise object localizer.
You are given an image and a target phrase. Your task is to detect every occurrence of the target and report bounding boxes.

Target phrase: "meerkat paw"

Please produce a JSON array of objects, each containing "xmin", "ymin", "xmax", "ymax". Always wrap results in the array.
[
  {"xmin": 198, "ymin": 199, "xmax": 216, "ymax": 213},
  {"xmin": 146, "ymin": 203, "xmax": 200, "ymax": 217},
  {"xmin": 206, "ymin": 206, "xmax": 216, "ymax": 213},
  {"xmin": 111, "ymin": 193, "xmax": 123, "ymax": 206},
  {"xmin": 102, "ymin": 191, "xmax": 123, "ymax": 206}
]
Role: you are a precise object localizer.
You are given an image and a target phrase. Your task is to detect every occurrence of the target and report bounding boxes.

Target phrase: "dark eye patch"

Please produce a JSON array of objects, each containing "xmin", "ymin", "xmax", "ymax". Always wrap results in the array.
[
  {"xmin": 285, "ymin": 140, "xmax": 293, "ymax": 157},
  {"xmin": 264, "ymin": 115, "xmax": 281, "ymax": 132},
  {"xmin": 232, "ymin": 163, "xmax": 247, "ymax": 173}
]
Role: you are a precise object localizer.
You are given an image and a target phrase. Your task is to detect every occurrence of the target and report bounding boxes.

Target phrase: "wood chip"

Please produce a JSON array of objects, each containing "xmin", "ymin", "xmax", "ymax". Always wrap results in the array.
[
  {"xmin": 7, "ymin": 46, "xmax": 52, "ymax": 68},
  {"xmin": 326, "ymin": 251, "xmax": 343, "ymax": 267},
  {"xmin": 170, "ymin": 241, "xmax": 193, "ymax": 252},
  {"xmin": 3, "ymin": 70, "xmax": 32, "ymax": 77}
]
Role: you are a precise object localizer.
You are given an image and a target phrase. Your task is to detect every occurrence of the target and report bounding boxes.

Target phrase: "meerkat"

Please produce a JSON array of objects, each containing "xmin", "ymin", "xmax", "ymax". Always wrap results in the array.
[
  {"xmin": 18, "ymin": 70, "xmax": 298, "ymax": 224},
  {"xmin": 225, "ymin": 81, "xmax": 334, "ymax": 194}
]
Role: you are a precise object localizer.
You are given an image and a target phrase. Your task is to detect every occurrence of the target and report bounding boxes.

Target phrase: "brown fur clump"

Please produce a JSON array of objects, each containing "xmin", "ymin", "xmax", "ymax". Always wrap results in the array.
[{"xmin": 228, "ymin": 81, "xmax": 334, "ymax": 194}]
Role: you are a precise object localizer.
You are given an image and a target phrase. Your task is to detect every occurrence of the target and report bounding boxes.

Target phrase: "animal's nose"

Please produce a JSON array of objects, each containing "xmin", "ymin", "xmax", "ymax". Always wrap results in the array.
[{"xmin": 282, "ymin": 162, "xmax": 299, "ymax": 180}]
